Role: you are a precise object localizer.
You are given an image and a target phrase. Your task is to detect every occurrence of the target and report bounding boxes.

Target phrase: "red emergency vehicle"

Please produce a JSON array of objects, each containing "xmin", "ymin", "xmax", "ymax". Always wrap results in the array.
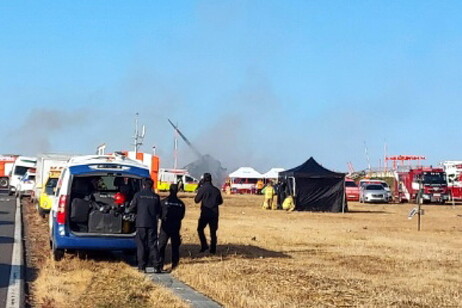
[
  {"xmin": 441, "ymin": 161, "xmax": 462, "ymax": 200},
  {"xmin": 394, "ymin": 167, "xmax": 449, "ymax": 204},
  {"xmin": 0, "ymin": 155, "xmax": 18, "ymax": 191},
  {"xmin": 345, "ymin": 178, "xmax": 360, "ymax": 201}
]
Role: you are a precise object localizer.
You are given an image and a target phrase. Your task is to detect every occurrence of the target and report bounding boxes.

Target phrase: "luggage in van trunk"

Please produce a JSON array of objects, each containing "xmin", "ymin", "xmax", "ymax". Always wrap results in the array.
[
  {"xmin": 88, "ymin": 210, "xmax": 123, "ymax": 234},
  {"xmin": 70, "ymin": 198, "xmax": 92, "ymax": 223}
]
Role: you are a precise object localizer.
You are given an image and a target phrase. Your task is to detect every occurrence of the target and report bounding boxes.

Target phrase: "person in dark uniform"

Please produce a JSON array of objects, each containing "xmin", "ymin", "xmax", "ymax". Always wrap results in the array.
[
  {"xmin": 196, "ymin": 178, "xmax": 204, "ymax": 191},
  {"xmin": 128, "ymin": 178, "xmax": 161, "ymax": 273},
  {"xmin": 158, "ymin": 184, "xmax": 185, "ymax": 271},
  {"xmin": 194, "ymin": 173, "xmax": 223, "ymax": 254},
  {"xmin": 276, "ymin": 180, "xmax": 287, "ymax": 209}
]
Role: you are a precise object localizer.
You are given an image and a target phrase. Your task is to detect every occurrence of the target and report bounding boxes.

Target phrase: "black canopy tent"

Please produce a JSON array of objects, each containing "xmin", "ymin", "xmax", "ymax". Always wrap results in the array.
[{"xmin": 279, "ymin": 157, "xmax": 347, "ymax": 212}]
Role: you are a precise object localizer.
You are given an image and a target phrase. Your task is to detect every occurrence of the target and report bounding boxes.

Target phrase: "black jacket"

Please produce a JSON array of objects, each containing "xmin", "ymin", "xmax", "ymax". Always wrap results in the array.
[
  {"xmin": 160, "ymin": 195, "xmax": 185, "ymax": 231},
  {"xmin": 194, "ymin": 182, "xmax": 223, "ymax": 218},
  {"xmin": 129, "ymin": 188, "xmax": 161, "ymax": 228}
]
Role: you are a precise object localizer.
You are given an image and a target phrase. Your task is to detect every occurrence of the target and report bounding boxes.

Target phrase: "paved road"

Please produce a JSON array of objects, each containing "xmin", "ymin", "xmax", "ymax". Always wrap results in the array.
[{"xmin": 0, "ymin": 193, "xmax": 15, "ymax": 308}]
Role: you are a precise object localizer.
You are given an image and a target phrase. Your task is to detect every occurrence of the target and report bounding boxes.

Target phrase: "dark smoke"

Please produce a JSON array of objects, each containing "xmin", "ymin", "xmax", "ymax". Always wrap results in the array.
[
  {"xmin": 193, "ymin": 67, "xmax": 282, "ymax": 173},
  {"xmin": 183, "ymin": 154, "xmax": 227, "ymax": 186}
]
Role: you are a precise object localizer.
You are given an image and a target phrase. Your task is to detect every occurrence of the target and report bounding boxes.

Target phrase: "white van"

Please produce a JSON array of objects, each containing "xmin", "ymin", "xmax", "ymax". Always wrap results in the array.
[
  {"xmin": 16, "ymin": 170, "xmax": 36, "ymax": 198},
  {"xmin": 9, "ymin": 156, "xmax": 37, "ymax": 195}
]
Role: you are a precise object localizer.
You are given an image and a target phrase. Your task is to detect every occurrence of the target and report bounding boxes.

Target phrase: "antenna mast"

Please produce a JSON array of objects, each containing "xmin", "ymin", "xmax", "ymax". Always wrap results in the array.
[{"xmin": 133, "ymin": 113, "xmax": 146, "ymax": 153}]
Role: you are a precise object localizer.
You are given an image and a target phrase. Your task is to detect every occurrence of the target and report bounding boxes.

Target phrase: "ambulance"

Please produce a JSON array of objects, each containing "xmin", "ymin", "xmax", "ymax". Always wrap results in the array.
[{"xmin": 158, "ymin": 168, "xmax": 199, "ymax": 192}]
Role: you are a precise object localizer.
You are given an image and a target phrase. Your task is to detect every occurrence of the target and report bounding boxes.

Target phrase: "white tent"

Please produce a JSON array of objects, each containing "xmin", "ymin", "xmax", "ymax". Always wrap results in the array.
[
  {"xmin": 263, "ymin": 168, "xmax": 285, "ymax": 179},
  {"xmin": 229, "ymin": 167, "xmax": 263, "ymax": 179}
]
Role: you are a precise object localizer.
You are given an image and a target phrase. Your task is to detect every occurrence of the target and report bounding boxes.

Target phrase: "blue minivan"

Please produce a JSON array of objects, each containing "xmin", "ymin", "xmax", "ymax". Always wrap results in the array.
[{"xmin": 49, "ymin": 154, "xmax": 150, "ymax": 261}]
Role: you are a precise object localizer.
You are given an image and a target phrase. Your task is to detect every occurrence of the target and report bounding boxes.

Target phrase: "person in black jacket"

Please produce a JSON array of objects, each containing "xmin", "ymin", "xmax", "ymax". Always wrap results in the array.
[
  {"xmin": 194, "ymin": 173, "xmax": 223, "ymax": 254},
  {"xmin": 128, "ymin": 178, "xmax": 161, "ymax": 273},
  {"xmin": 158, "ymin": 184, "xmax": 185, "ymax": 271}
]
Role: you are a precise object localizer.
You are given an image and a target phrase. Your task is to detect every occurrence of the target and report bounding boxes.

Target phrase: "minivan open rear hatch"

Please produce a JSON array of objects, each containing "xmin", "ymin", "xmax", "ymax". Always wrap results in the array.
[{"xmin": 68, "ymin": 174, "xmax": 142, "ymax": 236}]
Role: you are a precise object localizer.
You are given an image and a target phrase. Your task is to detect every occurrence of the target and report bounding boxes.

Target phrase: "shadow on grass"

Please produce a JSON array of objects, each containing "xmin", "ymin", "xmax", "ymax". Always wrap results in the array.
[
  {"xmin": 177, "ymin": 243, "xmax": 291, "ymax": 263},
  {"xmin": 59, "ymin": 242, "xmax": 291, "ymax": 269},
  {"xmin": 62, "ymin": 249, "xmax": 137, "ymax": 266},
  {"xmin": 347, "ymin": 210, "xmax": 390, "ymax": 214}
]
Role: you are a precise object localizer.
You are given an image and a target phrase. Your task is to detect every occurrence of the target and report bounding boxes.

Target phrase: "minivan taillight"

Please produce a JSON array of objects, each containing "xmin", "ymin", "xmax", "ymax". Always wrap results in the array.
[{"xmin": 57, "ymin": 195, "xmax": 68, "ymax": 225}]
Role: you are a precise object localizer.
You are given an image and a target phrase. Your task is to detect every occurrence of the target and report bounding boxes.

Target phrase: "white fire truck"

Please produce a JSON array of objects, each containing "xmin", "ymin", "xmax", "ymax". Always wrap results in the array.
[{"xmin": 441, "ymin": 161, "xmax": 462, "ymax": 200}]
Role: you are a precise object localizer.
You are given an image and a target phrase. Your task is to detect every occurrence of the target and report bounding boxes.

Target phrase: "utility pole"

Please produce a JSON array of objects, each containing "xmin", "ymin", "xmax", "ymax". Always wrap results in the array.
[
  {"xmin": 408, "ymin": 180, "xmax": 424, "ymax": 231},
  {"xmin": 364, "ymin": 141, "xmax": 371, "ymax": 173},
  {"xmin": 384, "ymin": 140, "xmax": 388, "ymax": 173},
  {"xmin": 417, "ymin": 179, "xmax": 422, "ymax": 231},
  {"xmin": 133, "ymin": 113, "xmax": 146, "ymax": 153}
]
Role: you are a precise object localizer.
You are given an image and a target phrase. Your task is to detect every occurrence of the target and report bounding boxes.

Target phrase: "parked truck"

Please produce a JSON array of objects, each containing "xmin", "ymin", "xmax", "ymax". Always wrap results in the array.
[
  {"xmin": 34, "ymin": 154, "xmax": 74, "ymax": 216},
  {"xmin": 0, "ymin": 155, "xmax": 17, "ymax": 192},
  {"xmin": 441, "ymin": 161, "xmax": 462, "ymax": 201},
  {"xmin": 394, "ymin": 167, "xmax": 449, "ymax": 204}
]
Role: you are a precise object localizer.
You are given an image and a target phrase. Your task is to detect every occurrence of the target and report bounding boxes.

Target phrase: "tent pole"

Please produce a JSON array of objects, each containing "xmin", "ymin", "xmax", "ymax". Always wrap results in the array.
[
  {"xmin": 342, "ymin": 178, "xmax": 346, "ymax": 214},
  {"xmin": 292, "ymin": 177, "xmax": 296, "ymax": 197}
]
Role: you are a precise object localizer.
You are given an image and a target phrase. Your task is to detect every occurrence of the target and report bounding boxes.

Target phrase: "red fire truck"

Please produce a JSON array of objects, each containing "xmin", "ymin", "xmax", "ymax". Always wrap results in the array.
[
  {"xmin": 394, "ymin": 167, "xmax": 449, "ymax": 204},
  {"xmin": 0, "ymin": 155, "xmax": 18, "ymax": 191}
]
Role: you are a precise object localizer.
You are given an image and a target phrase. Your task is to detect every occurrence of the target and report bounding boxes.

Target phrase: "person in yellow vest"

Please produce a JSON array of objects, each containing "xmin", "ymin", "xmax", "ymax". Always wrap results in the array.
[
  {"xmin": 282, "ymin": 195, "xmax": 295, "ymax": 211},
  {"xmin": 261, "ymin": 182, "xmax": 276, "ymax": 210},
  {"xmin": 256, "ymin": 179, "xmax": 264, "ymax": 194}
]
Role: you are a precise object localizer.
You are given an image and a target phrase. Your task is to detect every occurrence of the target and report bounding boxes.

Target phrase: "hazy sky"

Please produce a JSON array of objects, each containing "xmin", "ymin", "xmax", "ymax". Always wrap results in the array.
[{"xmin": 1, "ymin": 1, "xmax": 462, "ymax": 173}]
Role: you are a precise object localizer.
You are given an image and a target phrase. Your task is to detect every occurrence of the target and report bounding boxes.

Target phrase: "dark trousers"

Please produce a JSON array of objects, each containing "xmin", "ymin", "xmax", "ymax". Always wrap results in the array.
[
  {"xmin": 197, "ymin": 216, "xmax": 218, "ymax": 252},
  {"xmin": 158, "ymin": 227, "xmax": 181, "ymax": 268},
  {"xmin": 135, "ymin": 227, "xmax": 159, "ymax": 270}
]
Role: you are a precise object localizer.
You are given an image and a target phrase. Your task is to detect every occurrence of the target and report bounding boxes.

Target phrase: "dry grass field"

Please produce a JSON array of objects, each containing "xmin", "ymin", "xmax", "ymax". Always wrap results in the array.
[
  {"xmin": 22, "ymin": 200, "xmax": 188, "ymax": 308},
  {"xmin": 173, "ymin": 194, "xmax": 462, "ymax": 307},
  {"xmin": 23, "ymin": 194, "xmax": 462, "ymax": 307}
]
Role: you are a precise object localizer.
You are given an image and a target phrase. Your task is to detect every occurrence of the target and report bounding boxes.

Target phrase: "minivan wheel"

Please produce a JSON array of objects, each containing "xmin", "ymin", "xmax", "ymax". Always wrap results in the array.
[{"xmin": 51, "ymin": 240, "xmax": 64, "ymax": 261}]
